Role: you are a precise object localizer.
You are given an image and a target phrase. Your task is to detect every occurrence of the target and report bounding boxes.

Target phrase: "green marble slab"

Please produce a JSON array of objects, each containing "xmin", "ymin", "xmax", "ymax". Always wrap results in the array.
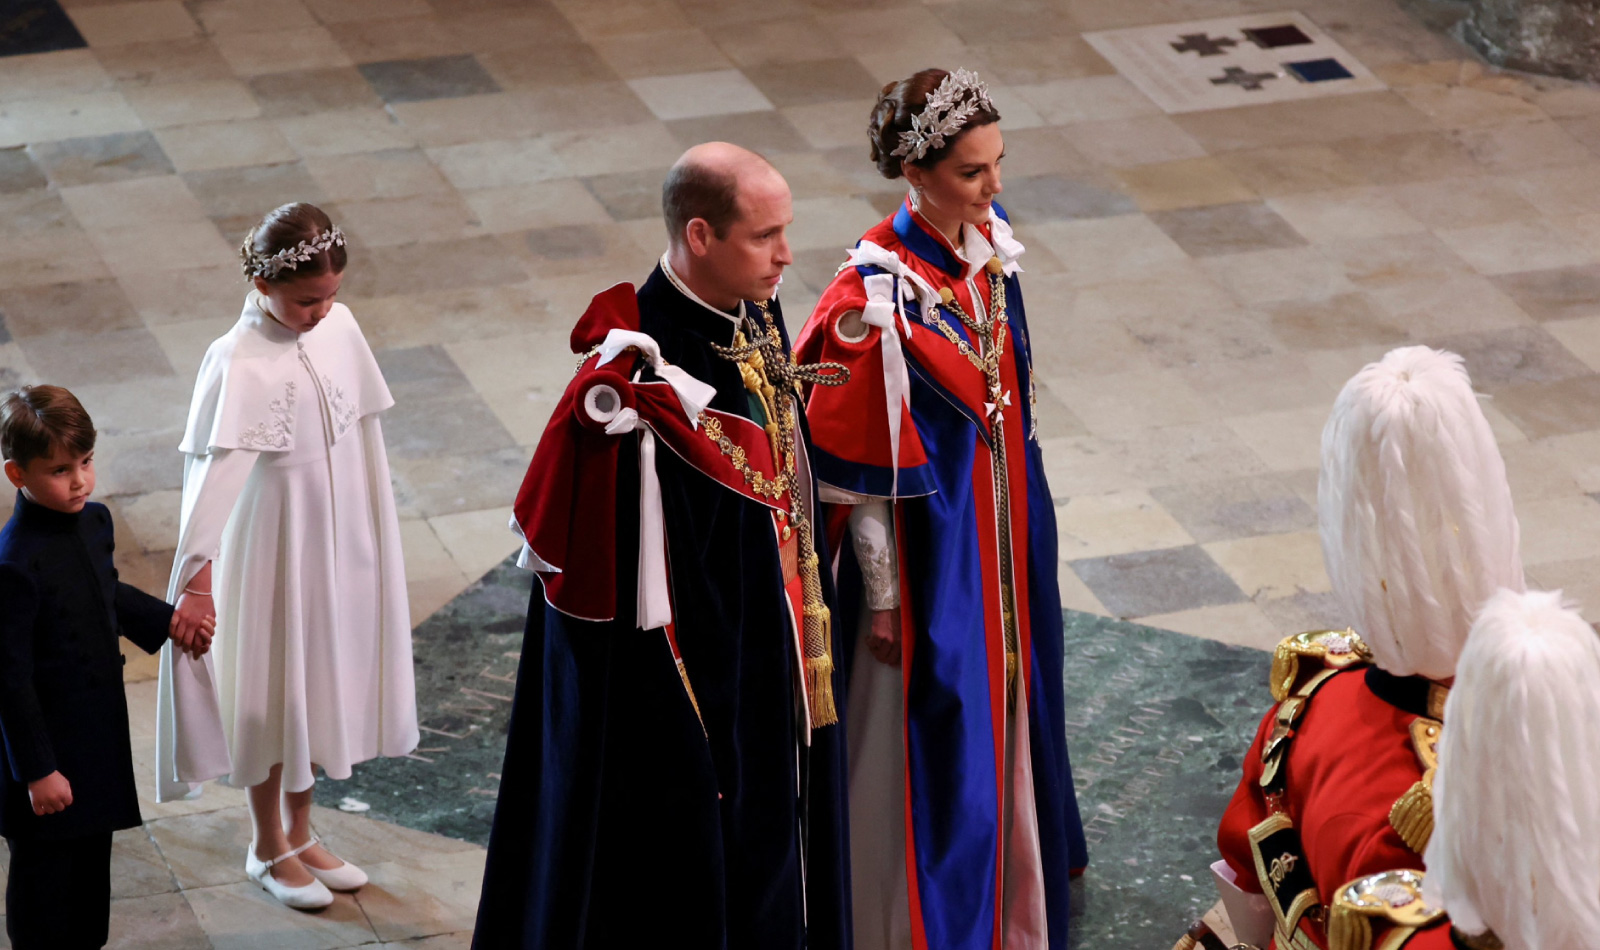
[{"xmin": 316, "ymin": 558, "xmax": 1274, "ymax": 948}]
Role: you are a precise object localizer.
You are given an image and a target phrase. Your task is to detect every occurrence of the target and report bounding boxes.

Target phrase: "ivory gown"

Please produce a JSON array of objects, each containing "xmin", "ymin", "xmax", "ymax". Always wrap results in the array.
[{"xmin": 155, "ymin": 294, "xmax": 418, "ymax": 801}]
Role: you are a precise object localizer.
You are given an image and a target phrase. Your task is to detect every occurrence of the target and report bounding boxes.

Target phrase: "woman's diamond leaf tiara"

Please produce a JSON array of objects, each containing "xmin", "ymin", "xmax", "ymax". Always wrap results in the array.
[
  {"xmin": 246, "ymin": 226, "xmax": 348, "ymax": 280},
  {"xmin": 891, "ymin": 68, "xmax": 996, "ymax": 162}
]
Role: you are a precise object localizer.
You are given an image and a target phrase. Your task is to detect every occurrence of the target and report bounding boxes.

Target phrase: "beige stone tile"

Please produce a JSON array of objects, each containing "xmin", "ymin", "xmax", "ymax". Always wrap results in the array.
[
  {"xmin": 120, "ymin": 264, "xmax": 242, "ymax": 325},
  {"xmin": 1509, "ymin": 164, "xmax": 1600, "ymax": 217},
  {"xmin": 1203, "ymin": 530, "xmax": 1330, "ymax": 601},
  {"xmin": 154, "ymin": 119, "xmax": 298, "ymax": 172},
  {"xmin": 1172, "ymin": 92, "xmax": 1432, "ymax": 153},
  {"xmin": 325, "ymin": 15, "xmax": 466, "ymax": 62},
  {"xmin": 1176, "ymin": 352, "xmax": 1338, "ymax": 417},
  {"xmin": 302, "ymin": 0, "xmax": 432, "ymax": 23},
  {"xmin": 1200, "ymin": 247, "xmax": 1356, "ymax": 306},
  {"xmin": 399, "ymin": 517, "xmax": 461, "ymax": 582},
  {"xmin": 352, "ymin": 281, "xmax": 552, "ymax": 352},
  {"xmin": 1065, "ymin": 115, "xmax": 1206, "ymax": 169},
  {"xmin": 1544, "ymin": 430, "xmax": 1600, "ymax": 492},
  {"xmin": 90, "ymin": 220, "xmax": 238, "ymax": 276},
  {"xmin": 545, "ymin": 121, "xmax": 681, "ymax": 178},
  {"xmin": 68, "ymin": 1, "xmax": 198, "ymax": 46},
  {"xmin": 1517, "ymin": 495, "xmax": 1600, "ymax": 565},
  {"xmin": 627, "ymin": 69, "xmax": 773, "ymax": 121},
  {"xmin": 1139, "ymin": 601, "xmax": 1282, "ymax": 651},
  {"xmin": 557, "ymin": 0, "xmax": 690, "ymax": 39},
  {"xmin": 1498, "ymin": 436, "xmax": 1584, "ymax": 503},
  {"xmin": 1267, "ymin": 187, "xmax": 1428, "ymax": 243},
  {"xmin": 1321, "ymin": 231, "xmax": 1474, "ymax": 290},
  {"xmin": 387, "ymin": 93, "xmax": 543, "ymax": 149},
  {"xmin": 786, "ymin": 196, "xmax": 883, "ymax": 253},
  {"xmin": 61, "ymin": 175, "xmax": 208, "ymax": 229},
  {"xmin": 93, "ymin": 36, "xmax": 236, "ymax": 88},
  {"xmin": 459, "ymin": 179, "xmax": 610, "ymax": 235},
  {"xmin": 336, "ymin": 192, "xmax": 482, "ymax": 247},
  {"xmin": 1213, "ymin": 143, "xmax": 1369, "ymax": 198},
  {"xmin": 0, "ymin": 49, "xmax": 111, "ymax": 102},
  {"xmin": 185, "ymin": 881, "xmax": 377, "ymax": 948},
  {"xmin": 1113, "ymin": 157, "xmax": 1256, "ymax": 212},
  {"xmin": 277, "ymin": 107, "xmax": 414, "ymax": 156},
  {"xmin": 116, "ymin": 488, "xmax": 182, "ymax": 553},
  {"xmin": 1385, "ymin": 176, "xmax": 1541, "ymax": 230},
  {"xmin": 1056, "ymin": 489, "xmax": 1193, "ymax": 561},
  {"xmin": 429, "ymin": 507, "xmax": 522, "ymax": 582},
  {"xmin": 1046, "ymin": 367, "xmax": 1215, "ymax": 437},
  {"xmin": 1011, "ymin": 75, "xmax": 1160, "ymax": 125},
  {"xmin": 1225, "ymin": 406, "xmax": 1329, "ymax": 473},
  {"xmin": 1326, "ymin": 131, "xmax": 1482, "ymax": 186},
  {"xmin": 1454, "ymin": 120, "xmax": 1597, "ymax": 172},
  {"xmin": 302, "ymin": 148, "xmax": 451, "ymax": 202},
  {"xmin": 191, "ymin": 0, "xmax": 318, "ymax": 34},
  {"xmin": 123, "ymin": 78, "xmax": 261, "ymax": 129},
  {"xmin": 1544, "ymin": 316, "xmax": 1600, "ymax": 373},
  {"xmin": 0, "ymin": 238, "xmax": 112, "ymax": 291},
  {"xmin": 1525, "ymin": 557, "xmax": 1600, "ymax": 623},
  {"xmin": 0, "ymin": 91, "xmax": 143, "ymax": 148},
  {"xmin": 813, "ymin": 10, "xmax": 965, "ymax": 64},
  {"xmin": 146, "ymin": 806, "xmax": 251, "ymax": 889},
  {"xmin": 408, "ymin": 573, "xmax": 470, "ymax": 627},
  {"xmin": 781, "ymin": 98, "xmax": 878, "ymax": 151},
  {"xmin": 1028, "ymin": 214, "xmax": 1189, "ymax": 287},
  {"xmin": 1480, "ymin": 397, "xmax": 1531, "ymax": 445},
  {"xmin": 1495, "ymin": 374, "xmax": 1600, "ymax": 438},
  {"xmin": 1056, "ymin": 559, "xmax": 1109, "ymax": 617},
  {"xmin": 359, "ymin": 849, "xmax": 486, "ymax": 942},
  {"xmin": 212, "ymin": 26, "xmax": 352, "ymax": 77},
  {"xmin": 1393, "ymin": 83, "xmax": 1548, "ymax": 130},
  {"xmin": 303, "ymin": 806, "xmax": 481, "ymax": 867},
  {"xmin": 479, "ymin": 385, "xmax": 559, "ymax": 448},
  {"xmin": 1435, "ymin": 219, "xmax": 1598, "ymax": 276},
  {"xmin": 150, "ymin": 318, "xmax": 236, "ymax": 382},
  {"xmin": 592, "ymin": 28, "xmax": 731, "ymax": 79}
]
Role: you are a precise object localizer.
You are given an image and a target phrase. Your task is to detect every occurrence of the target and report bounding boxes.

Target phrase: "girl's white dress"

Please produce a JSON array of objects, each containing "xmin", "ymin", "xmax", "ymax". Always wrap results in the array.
[{"xmin": 155, "ymin": 294, "xmax": 419, "ymax": 801}]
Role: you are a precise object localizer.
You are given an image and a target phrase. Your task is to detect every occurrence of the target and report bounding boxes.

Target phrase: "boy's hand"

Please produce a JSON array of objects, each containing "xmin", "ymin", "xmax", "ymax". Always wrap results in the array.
[{"xmin": 27, "ymin": 771, "xmax": 71, "ymax": 815}]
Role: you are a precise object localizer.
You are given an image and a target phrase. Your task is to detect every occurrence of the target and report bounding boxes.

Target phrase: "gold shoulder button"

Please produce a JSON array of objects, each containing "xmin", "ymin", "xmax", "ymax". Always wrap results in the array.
[
  {"xmin": 1328, "ymin": 870, "xmax": 1443, "ymax": 950},
  {"xmin": 1271, "ymin": 629, "xmax": 1373, "ymax": 701}
]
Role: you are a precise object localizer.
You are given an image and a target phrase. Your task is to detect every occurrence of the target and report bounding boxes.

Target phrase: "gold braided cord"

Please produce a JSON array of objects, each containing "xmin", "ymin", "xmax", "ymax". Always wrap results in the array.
[
  {"xmin": 935, "ymin": 261, "xmax": 1020, "ymax": 706},
  {"xmin": 699, "ymin": 303, "xmax": 848, "ymax": 726}
]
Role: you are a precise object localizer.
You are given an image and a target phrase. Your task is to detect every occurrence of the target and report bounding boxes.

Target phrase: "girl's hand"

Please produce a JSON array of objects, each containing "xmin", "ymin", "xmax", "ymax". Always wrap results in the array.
[
  {"xmin": 867, "ymin": 607, "xmax": 901, "ymax": 667},
  {"xmin": 172, "ymin": 592, "xmax": 215, "ymax": 658}
]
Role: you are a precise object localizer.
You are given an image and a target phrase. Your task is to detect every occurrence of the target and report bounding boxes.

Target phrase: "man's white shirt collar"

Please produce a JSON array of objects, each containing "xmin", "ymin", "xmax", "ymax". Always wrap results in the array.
[{"xmin": 661, "ymin": 253, "xmax": 745, "ymax": 326}]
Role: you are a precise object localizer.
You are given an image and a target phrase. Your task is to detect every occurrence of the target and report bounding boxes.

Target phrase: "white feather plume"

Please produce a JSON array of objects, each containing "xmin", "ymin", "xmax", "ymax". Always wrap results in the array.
[
  {"xmin": 1318, "ymin": 346, "xmax": 1523, "ymax": 679},
  {"xmin": 1423, "ymin": 588, "xmax": 1600, "ymax": 950}
]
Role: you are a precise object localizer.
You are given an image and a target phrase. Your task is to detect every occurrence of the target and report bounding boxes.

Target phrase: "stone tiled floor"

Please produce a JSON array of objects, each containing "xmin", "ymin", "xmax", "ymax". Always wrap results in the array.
[{"xmin": 6, "ymin": 0, "xmax": 1600, "ymax": 942}]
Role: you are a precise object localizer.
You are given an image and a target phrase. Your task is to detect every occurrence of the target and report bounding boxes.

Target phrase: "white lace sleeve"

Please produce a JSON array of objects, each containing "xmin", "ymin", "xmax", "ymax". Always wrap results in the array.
[{"xmin": 849, "ymin": 499, "xmax": 900, "ymax": 611}]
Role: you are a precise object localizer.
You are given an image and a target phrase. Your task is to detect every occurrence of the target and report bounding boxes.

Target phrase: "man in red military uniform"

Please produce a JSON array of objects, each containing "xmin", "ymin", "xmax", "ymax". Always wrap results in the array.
[{"xmin": 1199, "ymin": 347, "xmax": 1526, "ymax": 950}]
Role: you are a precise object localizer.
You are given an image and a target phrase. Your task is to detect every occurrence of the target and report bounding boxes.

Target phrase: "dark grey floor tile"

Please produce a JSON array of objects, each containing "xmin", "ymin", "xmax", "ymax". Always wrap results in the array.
[
  {"xmin": 358, "ymin": 53, "xmax": 501, "ymax": 104},
  {"xmin": 0, "ymin": 146, "xmax": 46, "ymax": 194},
  {"xmin": 522, "ymin": 223, "xmax": 608, "ymax": 263},
  {"xmin": 17, "ymin": 327, "xmax": 174, "ymax": 387},
  {"xmin": 666, "ymin": 110, "xmax": 811, "ymax": 155},
  {"xmin": 480, "ymin": 42, "xmax": 618, "ymax": 89},
  {"xmin": 181, "ymin": 162, "xmax": 328, "ymax": 241},
  {"xmin": 743, "ymin": 57, "xmax": 881, "ymax": 109},
  {"xmin": 1149, "ymin": 202, "xmax": 1308, "ymax": 257},
  {"xmin": 1071, "ymin": 544, "xmax": 1247, "ymax": 618},
  {"xmin": 0, "ymin": 278, "xmax": 142, "ymax": 338},
  {"xmin": 340, "ymin": 236, "xmax": 528, "ymax": 297},
  {"xmin": 583, "ymin": 168, "xmax": 670, "ymax": 221},
  {"xmin": 390, "ymin": 445, "xmax": 530, "ymax": 519},
  {"xmin": 247, "ymin": 66, "xmax": 384, "ymax": 118},
  {"xmin": 381, "ymin": 391, "xmax": 517, "ymax": 459},
  {"xmin": 0, "ymin": 313, "xmax": 10, "ymax": 345},
  {"xmin": 1149, "ymin": 475, "xmax": 1316, "ymax": 544},
  {"xmin": 0, "ymin": 0, "xmax": 85, "ymax": 58},
  {"xmin": 1490, "ymin": 263, "xmax": 1600, "ymax": 323},
  {"xmin": 995, "ymin": 174, "xmax": 1138, "ymax": 224},
  {"xmin": 373, "ymin": 343, "xmax": 471, "ymax": 395},
  {"xmin": 28, "ymin": 132, "xmax": 175, "ymax": 187},
  {"xmin": 1429, "ymin": 325, "xmax": 1592, "ymax": 389}
]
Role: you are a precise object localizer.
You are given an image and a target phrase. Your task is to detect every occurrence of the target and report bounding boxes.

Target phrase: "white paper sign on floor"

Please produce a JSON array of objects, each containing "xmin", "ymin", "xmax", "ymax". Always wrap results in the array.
[{"xmin": 1084, "ymin": 11, "xmax": 1386, "ymax": 114}]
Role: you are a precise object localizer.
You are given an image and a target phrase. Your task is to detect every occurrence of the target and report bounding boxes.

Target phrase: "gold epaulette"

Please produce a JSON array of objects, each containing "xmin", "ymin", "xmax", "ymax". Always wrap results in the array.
[
  {"xmin": 1390, "ymin": 717, "xmax": 1441, "ymax": 853},
  {"xmin": 1327, "ymin": 869, "xmax": 1444, "ymax": 950},
  {"xmin": 1270, "ymin": 629, "xmax": 1373, "ymax": 702}
]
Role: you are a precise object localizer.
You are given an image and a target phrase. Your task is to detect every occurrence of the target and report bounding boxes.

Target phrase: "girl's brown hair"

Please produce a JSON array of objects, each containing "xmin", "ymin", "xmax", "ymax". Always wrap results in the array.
[
  {"xmin": 867, "ymin": 68, "xmax": 1002, "ymax": 181},
  {"xmin": 240, "ymin": 202, "xmax": 348, "ymax": 283}
]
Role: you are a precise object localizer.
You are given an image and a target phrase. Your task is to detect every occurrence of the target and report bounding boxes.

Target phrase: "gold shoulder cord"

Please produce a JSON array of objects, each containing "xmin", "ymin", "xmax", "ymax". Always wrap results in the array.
[
  {"xmin": 927, "ymin": 259, "xmax": 1023, "ymax": 706},
  {"xmin": 701, "ymin": 303, "xmax": 848, "ymax": 726}
]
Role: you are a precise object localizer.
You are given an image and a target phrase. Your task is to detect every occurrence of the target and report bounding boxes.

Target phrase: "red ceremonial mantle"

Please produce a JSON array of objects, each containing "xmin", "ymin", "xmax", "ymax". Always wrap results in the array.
[{"xmin": 514, "ymin": 283, "xmax": 792, "ymax": 623}]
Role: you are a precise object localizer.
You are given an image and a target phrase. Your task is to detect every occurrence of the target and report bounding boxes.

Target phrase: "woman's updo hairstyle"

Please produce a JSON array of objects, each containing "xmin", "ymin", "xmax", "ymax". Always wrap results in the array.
[
  {"xmin": 240, "ymin": 202, "xmax": 348, "ymax": 283},
  {"xmin": 868, "ymin": 68, "xmax": 1002, "ymax": 180}
]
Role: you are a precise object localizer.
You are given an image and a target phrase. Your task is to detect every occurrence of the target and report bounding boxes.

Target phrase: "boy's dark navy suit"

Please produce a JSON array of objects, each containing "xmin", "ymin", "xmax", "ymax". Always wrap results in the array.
[{"xmin": 0, "ymin": 491, "xmax": 173, "ymax": 950}]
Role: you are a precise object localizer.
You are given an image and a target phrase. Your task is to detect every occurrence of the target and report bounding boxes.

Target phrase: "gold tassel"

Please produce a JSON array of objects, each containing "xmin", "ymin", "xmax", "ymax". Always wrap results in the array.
[
  {"xmin": 1328, "ymin": 901, "xmax": 1373, "ymax": 950},
  {"xmin": 1389, "ymin": 779, "xmax": 1434, "ymax": 853},
  {"xmin": 806, "ymin": 633, "xmax": 837, "ymax": 727},
  {"xmin": 1005, "ymin": 650, "xmax": 1017, "ymax": 707},
  {"xmin": 676, "ymin": 658, "xmax": 707, "ymax": 736}
]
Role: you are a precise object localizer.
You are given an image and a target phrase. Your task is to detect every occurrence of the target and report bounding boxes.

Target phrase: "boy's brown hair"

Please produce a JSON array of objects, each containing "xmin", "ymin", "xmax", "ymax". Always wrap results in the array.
[{"xmin": 0, "ymin": 386, "xmax": 97, "ymax": 468}]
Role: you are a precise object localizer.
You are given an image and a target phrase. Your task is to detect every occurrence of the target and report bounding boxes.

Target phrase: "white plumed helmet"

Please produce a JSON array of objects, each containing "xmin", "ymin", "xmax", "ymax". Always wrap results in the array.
[
  {"xmin": 1318, "ymin": 345, "xmax": 1523, "ymax": 680},
  {"xmin": 1423, "ymin": 588, "xmax": 1600, "ymax": 950}
]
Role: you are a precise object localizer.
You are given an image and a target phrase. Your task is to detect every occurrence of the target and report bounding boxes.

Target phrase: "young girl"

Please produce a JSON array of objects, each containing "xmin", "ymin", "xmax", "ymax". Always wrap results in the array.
[{"xmin": 157, "ymin": 203, "xmax": 419, "ymax": 910}]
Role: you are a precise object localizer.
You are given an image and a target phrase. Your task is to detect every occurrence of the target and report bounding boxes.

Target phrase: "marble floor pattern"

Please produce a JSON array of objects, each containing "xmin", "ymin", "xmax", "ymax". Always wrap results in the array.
[{"xmin": 3, "ymin": 0, "xmax": 1600, "ymax": 944}]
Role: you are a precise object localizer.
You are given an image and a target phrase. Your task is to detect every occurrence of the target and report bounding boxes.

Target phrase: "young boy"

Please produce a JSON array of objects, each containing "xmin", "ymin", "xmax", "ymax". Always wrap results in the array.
[{"xmin": 0, "ymin": 385, "xmax": 211, "ymax": 950}]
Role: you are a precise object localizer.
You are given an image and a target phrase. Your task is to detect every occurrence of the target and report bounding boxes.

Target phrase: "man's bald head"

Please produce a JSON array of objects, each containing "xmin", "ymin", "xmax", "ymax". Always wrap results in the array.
[{"xmin": 662, "ymin": 142, "xmax": 783, "ymax": 248}]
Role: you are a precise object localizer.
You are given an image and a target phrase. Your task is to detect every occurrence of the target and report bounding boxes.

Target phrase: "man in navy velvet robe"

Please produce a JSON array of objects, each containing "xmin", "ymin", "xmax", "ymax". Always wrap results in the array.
[{"xmin": 472, "ymin": 143, "xmax": 851, "ymax": 950}]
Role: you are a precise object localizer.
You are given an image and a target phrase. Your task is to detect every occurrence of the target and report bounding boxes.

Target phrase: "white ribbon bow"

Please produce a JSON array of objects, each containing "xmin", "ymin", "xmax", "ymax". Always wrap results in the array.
[{"xmin": 589, "ymin": 328, "xmax": 718, "ymax": 630}]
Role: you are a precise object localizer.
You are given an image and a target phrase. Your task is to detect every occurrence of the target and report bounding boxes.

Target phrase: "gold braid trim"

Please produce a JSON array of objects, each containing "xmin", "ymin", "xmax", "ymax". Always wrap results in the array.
[
  {"xmin": 675, "ymin": 658, "xmax": 706, "ymax": 736},
  {"xmin": 1390, "ymin": 718, "xmax": 1440, "ymax": 853}
]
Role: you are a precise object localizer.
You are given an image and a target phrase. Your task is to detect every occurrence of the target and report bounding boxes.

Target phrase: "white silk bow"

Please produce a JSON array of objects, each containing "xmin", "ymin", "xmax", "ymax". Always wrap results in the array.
[{"xmin": 595, "ymin": 328, "xmax": 716, "ymax": 424}]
